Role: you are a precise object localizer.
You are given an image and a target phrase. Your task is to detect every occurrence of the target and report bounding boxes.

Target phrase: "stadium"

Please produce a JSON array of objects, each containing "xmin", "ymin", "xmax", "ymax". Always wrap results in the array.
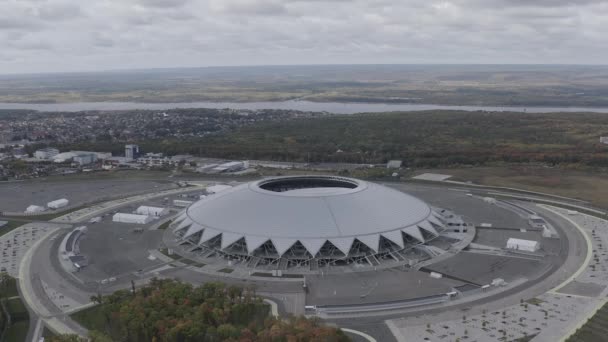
[{"xmin": 171, "ymin": 176, "xmax": 460, "ymax": 270}]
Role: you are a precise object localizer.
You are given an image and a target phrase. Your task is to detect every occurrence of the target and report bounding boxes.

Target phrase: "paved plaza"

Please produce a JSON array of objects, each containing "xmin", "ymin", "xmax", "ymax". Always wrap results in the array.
[
  {"xmin": 0, "ymin": 222, "xmax": 69, "ymax": 277},
  {"xmin": 387, "ymin": 205, "xmax": 608, "ymax": 342}
]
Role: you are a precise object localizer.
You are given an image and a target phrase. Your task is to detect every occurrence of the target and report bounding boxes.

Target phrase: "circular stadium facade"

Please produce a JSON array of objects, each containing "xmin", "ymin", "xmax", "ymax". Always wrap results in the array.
[{"xmin": 171, "ymin": 176, "xmax": 449, "ymax": 268}]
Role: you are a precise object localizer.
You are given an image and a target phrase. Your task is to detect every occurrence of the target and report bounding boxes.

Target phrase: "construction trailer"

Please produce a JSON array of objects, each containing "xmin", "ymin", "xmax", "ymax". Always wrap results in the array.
[
  {"xmin": 506, "ymin": 238, "xmax": 539, "ymax": 252},
  {"xmin": 25, "ymin": 205, "xmax": 46, "ymax": 213},
  {"xmin": 48, "ymin": 198, "xmax": 69, "ymax": 209}
]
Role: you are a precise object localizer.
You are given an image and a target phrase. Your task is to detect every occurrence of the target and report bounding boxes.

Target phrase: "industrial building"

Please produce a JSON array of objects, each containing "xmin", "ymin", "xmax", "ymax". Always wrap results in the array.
[
  {"xmin": 73, "ymin": 153, "xmax": 97, "ymax": 166},
  {"xmin": 47, "ymin": 198, "xmax": 69, "ymax": 209},
  {"xmin": 135, "ymin": 206, "xmax": 168, "ymax": 217},
  {"xmin": 212, "ymin": 161, "xmax": 248, "ymax": 173},
  {"xmin": 506, "ymin": 238, "xmax": 540, "ymax": 252},
  {"xmin": 112, "ymin": 213, "xmax": 153, "ymax": 224},
  {"xmin": 125, "ymin": 144, "xmax": 140, "ymax": 160},
  {"xmin": 137, "ymin": 153, "xmax": 171, "ymax": 167},
  {"xmin": 197, "ymin": 161, "xmax": 248, "ymax": 173},
  {"xmin": 172, "ymin": 176, "xmax": 449, "ymax": 269},
  {"xmin": 53, "ymin": 151, "xmax": 106, "ymax": 165},
  {"xmin": 34, "ymin": 147, "xmax": 59, "ymax": 160}
]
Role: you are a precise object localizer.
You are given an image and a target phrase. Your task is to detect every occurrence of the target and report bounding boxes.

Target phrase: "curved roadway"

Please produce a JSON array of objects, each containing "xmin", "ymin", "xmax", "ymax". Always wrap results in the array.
[{"xmin": 17, "ymin": 180, "xmax": 594, "ymax": 342}]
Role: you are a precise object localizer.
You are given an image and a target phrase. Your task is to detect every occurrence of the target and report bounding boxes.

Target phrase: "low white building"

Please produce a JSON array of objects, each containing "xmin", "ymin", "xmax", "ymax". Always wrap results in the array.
[
  {"xmin": 25, "ymin": 205, "xmax": 45, "ymax": 213},
  {"xmin": 47, "ymin": 198, "xmax": 69, "ymax": 209},
  {"xmin": 95, "ymin": 152, "xmax": 112, "ymax": 160},
  {"xmin": 135, "ymin": 206, "xmax": 168, "ymax": 217},
  {"xmin": 386, "ymin": 160, "xmax": 403, "ymax": 169},
  {"xmin": 506, "ymin": 238, "xmax": 539, "ymax": 252},
  {"xmin": 138, "ymin": 153, "xmax": 171, "ymax": 167},
  {"xmin": 483, "ymin": 197, "xmax": 497, "ymax": 204},
  {"xmin": 211, "ymin": 161, "xmax": 248, "ymax": 173},
  {"xmin": 196, "ymin": 164, "xmax": 220, "ymax": 173},
  {"xmin": 112, "ymin": 213, "xmax": 152, "ymax": 224},
  {"xmin": 53, "ymin": 151, "xmax": 98, "ymax": 165},
  {"xmin": 73, "ymin": 153, "xmax": 97, "ymax": 166},
  {"xmin": 34, "ymin": 147, "xmax": 59, "ymax": 160}
]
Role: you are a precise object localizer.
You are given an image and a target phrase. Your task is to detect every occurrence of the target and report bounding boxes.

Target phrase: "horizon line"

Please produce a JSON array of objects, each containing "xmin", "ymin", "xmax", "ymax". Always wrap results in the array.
[{"xmin": 2, "ymin": 63, "xmax": 608, "ymax": 77}]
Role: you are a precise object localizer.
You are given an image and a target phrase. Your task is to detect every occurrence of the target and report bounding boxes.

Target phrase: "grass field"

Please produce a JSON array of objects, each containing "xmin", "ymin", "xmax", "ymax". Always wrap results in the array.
[
  {"xmin": 0, "ymin": 275, "xmax": 20, "ymax": 298},
  {"xmin": 421, "ymin": 166, "xmax": 608, "ymax": 208},
  {"xmin": 1, "ymin": 297, "xmax": 30, "ymax": 342},
  {"xmin": 0, "ymin": 221, "xmax": 24, "ymax": 238},
  {"xmin": 3, "ymin": 320, "xmax": 29, "ymax": 342},
  {"xmin": 157, "ymin": 220, "xmax": 172, "ymax": 230},
  {"xmin": 71, "ymin": 305, "xmax": 105, "ymax": 332},
  {"xmin": 567, "ymin": 301, "xmax": 608, "ymax": 342},
  {"xmin": 2, "ymin": 65, "xmax": 608, "ymax": 107}
]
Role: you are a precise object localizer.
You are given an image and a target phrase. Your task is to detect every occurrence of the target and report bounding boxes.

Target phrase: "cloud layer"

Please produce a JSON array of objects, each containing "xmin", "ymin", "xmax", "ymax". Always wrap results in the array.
[{"xmin": 0, "ymin": 0, "xmax": 607, "ymax": 73}]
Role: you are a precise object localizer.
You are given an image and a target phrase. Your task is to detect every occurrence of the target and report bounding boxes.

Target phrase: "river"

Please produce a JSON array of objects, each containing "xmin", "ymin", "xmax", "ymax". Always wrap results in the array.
[{"xmin": 1, "ymin": 100, "xmax": 608, "ymax": 114}]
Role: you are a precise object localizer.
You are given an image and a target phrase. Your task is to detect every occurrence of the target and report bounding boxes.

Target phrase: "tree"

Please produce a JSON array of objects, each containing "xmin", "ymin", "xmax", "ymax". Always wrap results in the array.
[
  {"xmin": 49, "ymin": 334, "xmax": 88, "ymax": 342},
  {"xmin": 90, "ymin": 293, "xmax": 103, "ymax": 304},
  {"xmin": 75, "ymin": 279, "xmax": 349, "ymax": 342},
  {"xmin": 0, "ymin": 272, "xmax": 11, "ymax": 301}
]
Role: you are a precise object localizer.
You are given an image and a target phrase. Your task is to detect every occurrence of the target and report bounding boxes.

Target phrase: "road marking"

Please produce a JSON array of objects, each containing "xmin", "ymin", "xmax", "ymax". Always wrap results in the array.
[
  {"xmin": 18, "ymin": 227, "xmax": 86, "ymax": 337},
  {"xmin": 539, "ymin": 205, "xmax": 593, "ymax": 294},
  {"xmin": 341, "ymin": 328, "xmax": 378, "ymax": 342},
  {"xmin": 549, "ymin": 291, "xmax": 595, "ymax": 299},
  {"xmin": 385, "ymin": 319, "xmax": 406, "ymax": 342},
  {"xmin": 31, "ymin": 318, "xmax": 43, "ymax": 342}
]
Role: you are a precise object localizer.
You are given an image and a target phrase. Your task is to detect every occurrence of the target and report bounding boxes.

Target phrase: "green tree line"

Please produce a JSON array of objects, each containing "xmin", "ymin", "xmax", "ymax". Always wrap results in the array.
[
  {"xmin": 58, "ymin": 110, "xmax": 608, "ymax": 168},
  {"xmin": 52, "ymin": 279, "xmax": 348, "ymax": 342}
]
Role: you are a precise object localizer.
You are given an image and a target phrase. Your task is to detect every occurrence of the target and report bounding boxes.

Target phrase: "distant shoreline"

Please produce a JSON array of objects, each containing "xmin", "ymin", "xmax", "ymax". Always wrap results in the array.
[{"xmin": 2, "ymin": 100, "xmax": 608, "ymax": 114}]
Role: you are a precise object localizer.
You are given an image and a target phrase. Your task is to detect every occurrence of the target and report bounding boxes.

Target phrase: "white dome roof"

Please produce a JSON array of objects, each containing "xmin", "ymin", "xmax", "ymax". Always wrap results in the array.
[{"xmin": 173, "ymin": 176, "xmax": 445, "ymax": 258}]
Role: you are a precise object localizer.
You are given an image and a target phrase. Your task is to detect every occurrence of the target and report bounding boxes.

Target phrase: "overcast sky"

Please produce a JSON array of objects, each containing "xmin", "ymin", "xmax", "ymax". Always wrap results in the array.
[{"xmin": 0, "ymin": 0, "xmax": 607, "ymax": 74}]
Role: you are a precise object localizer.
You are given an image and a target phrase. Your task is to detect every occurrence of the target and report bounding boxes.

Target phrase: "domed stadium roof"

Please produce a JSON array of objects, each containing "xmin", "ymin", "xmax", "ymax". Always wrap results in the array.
[{"xmin": 172, "ymin": 176, "xmax": 446, "ymax": 259}]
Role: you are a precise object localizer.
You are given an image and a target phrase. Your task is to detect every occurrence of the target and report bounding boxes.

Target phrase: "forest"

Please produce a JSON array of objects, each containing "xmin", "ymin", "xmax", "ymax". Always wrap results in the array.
[
  {"xmin": 62, "ymin": 110, "xmax": 608, "ymax": 169},
  {"xmin": 50, "ymin": 279, "xmax": 349, "ymax": 342}
]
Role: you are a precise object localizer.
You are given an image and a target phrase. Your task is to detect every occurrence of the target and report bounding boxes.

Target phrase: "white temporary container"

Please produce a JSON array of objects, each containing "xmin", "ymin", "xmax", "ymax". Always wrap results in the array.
[
  {"xmin": 48, "ymin": 198, "xmax": 69, "ymax": 209},
  {"xmin": 26, "ymin": 205, "xmax": 46, "ymax": 213},
  {"xmin": 135, "ymin": 206, "xmax": 168, "ymax": 217},
  {"xmin": 506, "ymin": 238, "xmax": 539, "ymax": 252},
  {"xmin": 429, "ymin": 272, "xmax": 443, "ymax": 279}
]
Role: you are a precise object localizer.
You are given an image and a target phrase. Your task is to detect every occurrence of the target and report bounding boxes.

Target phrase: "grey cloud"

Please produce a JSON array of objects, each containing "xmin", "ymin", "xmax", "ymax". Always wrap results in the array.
[
  {"xmin": 36, "ymin": 2, "xmax": 82, "ymax": 21},
  {"xmin": 0, "ymin": 0, "xmax": 608, "ymax": 74},
  {"xmin": 138, "ymin": 0, "xmax": 191, "ymax": 8},
  {"xmin": 210, "ymin": 0, "xmax": 288, "ymax": 15}
]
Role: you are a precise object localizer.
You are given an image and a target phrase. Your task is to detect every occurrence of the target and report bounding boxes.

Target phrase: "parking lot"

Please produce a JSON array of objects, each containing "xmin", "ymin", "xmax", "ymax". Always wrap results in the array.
[{"xmin": 0, "ymin": 178, "xmax": 177, "ymax": 212}]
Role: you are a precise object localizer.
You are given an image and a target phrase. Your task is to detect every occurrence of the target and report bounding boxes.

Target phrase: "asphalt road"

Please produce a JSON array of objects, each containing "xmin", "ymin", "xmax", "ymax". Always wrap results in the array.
[{"xmin": 16, "ymin": 179, "xmax": 590, "ymax": 342}]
